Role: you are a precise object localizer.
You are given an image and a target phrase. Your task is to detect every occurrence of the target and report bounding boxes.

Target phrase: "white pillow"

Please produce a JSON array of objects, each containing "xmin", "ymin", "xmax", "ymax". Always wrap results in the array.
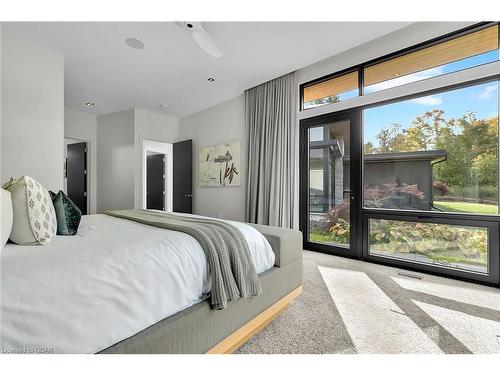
[
  {"xmin": 1, "ymin": 188, "xmax": 13, "ymax": 248},
  {"xmin": 2, "ymin": 176, "xmax": 57, "ymax": 245}
]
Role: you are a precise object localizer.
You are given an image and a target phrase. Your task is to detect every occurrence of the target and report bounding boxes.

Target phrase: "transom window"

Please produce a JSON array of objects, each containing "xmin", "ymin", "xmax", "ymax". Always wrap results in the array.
[
  {"xmin": 300, "ymin": 23, "xmax": 499, "ymax": 110},
  {"xmin": 303, "ymin": 71, "xmax": 359, "ymax": 109},
  {"xmin": 364, "ymin": 24, "xmax": 499, "ymax": 93}
]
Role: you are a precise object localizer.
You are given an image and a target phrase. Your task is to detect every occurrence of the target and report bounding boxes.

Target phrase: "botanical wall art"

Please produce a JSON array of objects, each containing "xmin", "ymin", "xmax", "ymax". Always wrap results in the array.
[{"xmin": 199, "ymin": 141, "xmax": 241, "ymax": 187}]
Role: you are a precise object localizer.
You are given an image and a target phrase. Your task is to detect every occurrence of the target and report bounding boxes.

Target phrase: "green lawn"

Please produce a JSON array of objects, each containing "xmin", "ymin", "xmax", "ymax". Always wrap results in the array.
[
  {"xmin": 309, "ymin": 232, "xmax": 332, "ymax": 243},
  {"xmin": 434, "ymin": 201, "xmax": 498, "ymax": 215}
]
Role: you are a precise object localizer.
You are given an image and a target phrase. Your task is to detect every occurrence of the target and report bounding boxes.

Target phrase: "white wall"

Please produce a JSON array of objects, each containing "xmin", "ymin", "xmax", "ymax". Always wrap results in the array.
[
  {"xmin": 178, "ymin": 95, "xmax": 246, "ymax": 221},
  {"xmin": 96, "ymin": 108, "xmax": 179, "ymax": 212},
  {"xmin": 134, "ymin": 108, "xmax": 178, "ymax": 209},
  {"xmin": 64, "ymin": 107, "xmax": 97, "ymax": 214},
  {"xmin": 1, "ymin": 28, "xmax": 64, "ymax": 190},
  {"xmin": 97, "ymin": 109, "xmax": 135, "ymax": 212}
]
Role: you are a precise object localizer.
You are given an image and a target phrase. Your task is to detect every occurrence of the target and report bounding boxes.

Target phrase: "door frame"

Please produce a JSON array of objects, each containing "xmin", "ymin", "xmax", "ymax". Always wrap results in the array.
[
  {"xmin": 141, "ymin": 139, "xmax": 173, "ymax": 211},
  {"xmin": 299, "ymin": 108, "xmax": 362, "ymax": 258},
  {"xmin": 64, "ymin": 138, "xmax": 89, "ymax": 215},
  {"xmin": 146, "ymin": 153, "xmax": 166, "ymax": 211}
]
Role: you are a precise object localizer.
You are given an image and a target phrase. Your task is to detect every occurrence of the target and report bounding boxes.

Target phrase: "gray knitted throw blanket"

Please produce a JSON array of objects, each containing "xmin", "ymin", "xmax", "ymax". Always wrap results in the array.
[{"xmin": 104, "ymin": 209, "xmax": 262, "ymax": 310}]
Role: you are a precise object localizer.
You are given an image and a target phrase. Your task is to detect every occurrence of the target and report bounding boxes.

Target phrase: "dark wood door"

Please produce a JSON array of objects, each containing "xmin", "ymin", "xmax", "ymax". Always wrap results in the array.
[
  {"xmin": 173, "ymin": 139, "xmax": 192, "ymax": 213},
  {"xmin": 146, "ymin": 154, "xmax": 165, "ymax": 210},
  {"xmin": 67, "ymin": 142, "xmax": 87, "ymax": 215}
]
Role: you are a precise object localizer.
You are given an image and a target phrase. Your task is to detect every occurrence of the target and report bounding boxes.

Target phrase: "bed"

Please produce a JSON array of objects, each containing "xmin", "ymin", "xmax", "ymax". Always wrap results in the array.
[{"xmin": 0, "ymin": 211, "xmax": 303, "ymax": 354}]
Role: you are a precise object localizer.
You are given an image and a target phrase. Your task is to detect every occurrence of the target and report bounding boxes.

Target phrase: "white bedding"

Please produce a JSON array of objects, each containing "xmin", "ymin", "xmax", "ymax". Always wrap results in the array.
[{"xmin": 0, "ymin": 213, "xmax": 275, "ymax": 354}]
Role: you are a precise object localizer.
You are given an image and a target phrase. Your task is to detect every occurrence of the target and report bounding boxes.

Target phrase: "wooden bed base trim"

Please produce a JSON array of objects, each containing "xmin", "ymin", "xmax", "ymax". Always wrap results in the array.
[{"xmin": 206, "ymin": 285, "xmax": 303, "ymax": 354}]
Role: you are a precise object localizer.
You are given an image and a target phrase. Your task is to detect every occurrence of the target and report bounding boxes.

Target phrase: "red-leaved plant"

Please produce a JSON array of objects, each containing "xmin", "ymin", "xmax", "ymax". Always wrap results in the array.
[{"xmin": 433, "ymin": 181, "xmax": 449, "ymax": 196}]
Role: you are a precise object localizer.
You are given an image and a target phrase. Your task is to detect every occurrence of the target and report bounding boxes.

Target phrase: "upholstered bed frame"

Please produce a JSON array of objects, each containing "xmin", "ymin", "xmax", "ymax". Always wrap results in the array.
[{"xmin": 100, "ymin": 223, "xmax": 303, "ymax": 354}]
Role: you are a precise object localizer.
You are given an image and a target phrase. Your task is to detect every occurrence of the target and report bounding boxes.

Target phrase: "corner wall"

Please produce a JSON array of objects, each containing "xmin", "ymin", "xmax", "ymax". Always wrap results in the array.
[
  {"xmin": 96, "ymin": 108, "xmax": 179, "ymax": 213},
  {"xmin": 97, "ymin": 109, "xmax": 135, "ymax": 212},
  {"xmin": 178, "ymin": 95, "xmax": 246, "ymax": 221},
  {"xmin": 1, "ymin": 28, "xmax": 64, "ymax": 190}
]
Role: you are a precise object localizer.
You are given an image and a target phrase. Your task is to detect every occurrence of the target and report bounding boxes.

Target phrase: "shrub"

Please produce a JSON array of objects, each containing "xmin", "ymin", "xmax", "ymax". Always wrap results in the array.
[
  {"xmin": 329, "ymin": 218, "xmax": 350, "ymax": 244},
  {"xmin": 364, "ymin": 183, "xmax": 424, "ymax": 209},
  {"xmin": 326, "ymin": 200, "xmax": 349, "ymax": 227},
  {"xmin": 433, "ymin": 181, "xmax": 449, "ymax": 196},
  {"xmin": 370, "ymin": 219, "xmax": 487, "ymax": 258}
]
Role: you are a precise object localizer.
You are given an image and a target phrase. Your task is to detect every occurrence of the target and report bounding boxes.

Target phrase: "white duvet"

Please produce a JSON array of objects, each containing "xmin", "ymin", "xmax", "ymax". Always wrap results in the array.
[{"xmin": 0, "ymin": 213, "xmax": 275, "ymax": 354}]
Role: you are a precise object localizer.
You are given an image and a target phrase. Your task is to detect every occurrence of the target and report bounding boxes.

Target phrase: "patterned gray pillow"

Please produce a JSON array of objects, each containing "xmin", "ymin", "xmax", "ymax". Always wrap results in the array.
[
  {"xmin": 49, "ymin": 190, "xmax": 81, "ymax": 236},
  {"xmin": 2, "ymin": 176, "xmax": 57, "ymax": 245}
]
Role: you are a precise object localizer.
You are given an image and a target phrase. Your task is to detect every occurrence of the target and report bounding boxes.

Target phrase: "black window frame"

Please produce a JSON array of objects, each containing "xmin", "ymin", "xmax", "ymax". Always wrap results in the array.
[
  {"xmin": 300, "ymin": 22, "xmax": 499, "ymax": 111},
  {"xmin": 300, "ymin": 67, "xmax": 362, "ymax": 110},
  {"xmin": 361, "ymin": 77, "xmax": 500, "ymax": 218},
  {"xmin": 363, "ymin": 212, "xmax": 500, "ymax": 285},
  {"xmin": 300, "ymin": 78, "xmax": 500, "ymax": 287},
  {"xmin": 299, "ymin": 23, "xmax": 500, "ymax": 286},
  {"xmin": 300, "ymin": 109, "xmax": 363, "ymax": 259}
]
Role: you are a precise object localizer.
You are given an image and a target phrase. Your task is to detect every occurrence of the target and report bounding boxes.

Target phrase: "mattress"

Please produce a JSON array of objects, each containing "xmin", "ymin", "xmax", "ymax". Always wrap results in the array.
[{"xmin": 0, "ymin": 213, "xmax": 275, "ymax": 354}]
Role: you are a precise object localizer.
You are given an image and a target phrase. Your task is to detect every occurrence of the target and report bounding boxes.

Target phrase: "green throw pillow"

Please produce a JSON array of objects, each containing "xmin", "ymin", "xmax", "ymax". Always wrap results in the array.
[{"xmin": 49, "ymin": 190, "xmax": 82, "ymax": 236}]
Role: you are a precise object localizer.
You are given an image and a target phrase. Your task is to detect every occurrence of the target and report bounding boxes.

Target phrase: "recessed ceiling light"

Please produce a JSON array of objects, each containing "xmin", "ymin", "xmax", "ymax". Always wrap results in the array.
[
  {"xmin": 208, "ymin": 77, "xmax": 215, "ymax": 82},
  {"xmin": 85, "ymin": 102, "xmax": 95, "ymax": 107},
  {"xmin": 160, "ymin": 104, "xmax": 168, "ymax": 109},
  {"xmin": 125, "ymin": 37, "xmax": 145, "ymax": 50}
]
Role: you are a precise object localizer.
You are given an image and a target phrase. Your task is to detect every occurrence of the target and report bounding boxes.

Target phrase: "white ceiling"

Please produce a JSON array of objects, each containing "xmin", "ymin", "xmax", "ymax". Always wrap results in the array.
[{"xmin": 4, "ymin": 22, "xmax": 412, "ymax": 118}]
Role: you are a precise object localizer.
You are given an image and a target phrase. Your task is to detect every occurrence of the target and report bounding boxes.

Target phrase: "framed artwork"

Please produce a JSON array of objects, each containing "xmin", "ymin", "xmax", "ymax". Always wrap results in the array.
[{"xmin": 199, "ymin": 141, "xmax": 241, "ymax": 187}]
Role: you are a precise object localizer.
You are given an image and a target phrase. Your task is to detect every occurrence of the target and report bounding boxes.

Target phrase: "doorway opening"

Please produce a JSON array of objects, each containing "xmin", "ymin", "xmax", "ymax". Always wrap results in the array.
[
  {"xmin": 142, "ymin": 139, "xmax": 173, "ymax": 211},
  {"xmin": 64, "ymin": 138, "xmax": 89, "ymax": 215},
  {"xmin": 146, "ymin": 152, "xmax": 166, "ymax": 210},
  {"xmin": 300, "ymin": 110, "xmax": 361, "ymax": 259}
]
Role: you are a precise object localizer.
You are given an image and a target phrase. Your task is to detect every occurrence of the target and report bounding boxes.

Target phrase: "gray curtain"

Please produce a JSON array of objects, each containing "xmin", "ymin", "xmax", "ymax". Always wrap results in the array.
[{"xmin": 245, "ymin": 72, "xmax": 297, "ymax": 228}]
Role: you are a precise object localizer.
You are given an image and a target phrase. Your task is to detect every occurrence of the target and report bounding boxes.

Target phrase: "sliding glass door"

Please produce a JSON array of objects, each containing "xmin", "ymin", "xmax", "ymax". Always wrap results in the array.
[{"xmin": 300, "ymin": 110, "xmax": 361, "ymax": 257}]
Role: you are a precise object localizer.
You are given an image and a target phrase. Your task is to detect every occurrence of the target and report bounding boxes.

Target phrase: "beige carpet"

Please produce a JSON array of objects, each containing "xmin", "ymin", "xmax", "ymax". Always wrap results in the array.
[{"xmin": 236, "ymin": 250, "xmax": 500, "ymax": 354}]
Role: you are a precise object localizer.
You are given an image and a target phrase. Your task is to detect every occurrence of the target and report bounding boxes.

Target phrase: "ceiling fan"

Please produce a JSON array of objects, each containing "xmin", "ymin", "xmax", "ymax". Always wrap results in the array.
[{"xmin": 180, "ymin": 22, "xmax": 222, "ymax": 58}]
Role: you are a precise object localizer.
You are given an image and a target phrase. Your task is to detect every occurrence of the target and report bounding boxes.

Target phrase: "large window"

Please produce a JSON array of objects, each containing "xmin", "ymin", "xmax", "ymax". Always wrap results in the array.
[
  {"xmin": 368, "ymin": 218, "xmax": 489, "ymax": 275},
  {"xmin": 300, "ymin": 23, "xmax": 500, "ymax": 285},
  {"xmin": 363, "ymin": 81, "xmax": 499, "ymax": 216}
]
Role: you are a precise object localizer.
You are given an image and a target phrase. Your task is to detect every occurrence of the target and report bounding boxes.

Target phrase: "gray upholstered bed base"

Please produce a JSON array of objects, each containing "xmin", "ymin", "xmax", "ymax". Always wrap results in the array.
[{"xmin": 99, "ymin": 223, "xmax": 303, "ymax": 354}]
